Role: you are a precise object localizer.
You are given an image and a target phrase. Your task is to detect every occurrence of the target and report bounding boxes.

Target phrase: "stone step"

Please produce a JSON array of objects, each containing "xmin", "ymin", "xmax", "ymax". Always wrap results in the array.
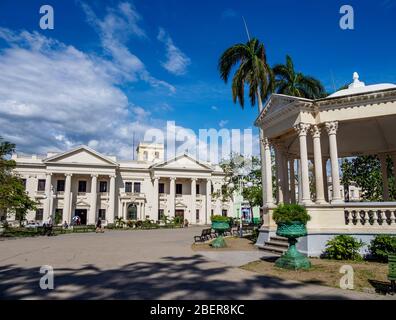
[
  {"xmin": 258, "ymin": 244, "xmax": 286, "ymax": 255},
  {"xmin": 264, "ymin": 240, "xmax": 289, "ymax": 248},
  {"xmin": 270, "ymin": 236, "xmax": 289, "ymax": 243}
]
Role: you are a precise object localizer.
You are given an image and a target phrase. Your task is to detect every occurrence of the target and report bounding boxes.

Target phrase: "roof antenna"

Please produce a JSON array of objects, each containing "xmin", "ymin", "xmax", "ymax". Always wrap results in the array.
[
  {"xmin": 132, "ymin": 131, "xmax": 135, "ymax": 160},
  {"xmin": 242, "ymin": 16, "xmax": 251, "ymax": 41},
  {"xmin": 330, "ymin": 70, "xmax": 337, "ymax": 92}
]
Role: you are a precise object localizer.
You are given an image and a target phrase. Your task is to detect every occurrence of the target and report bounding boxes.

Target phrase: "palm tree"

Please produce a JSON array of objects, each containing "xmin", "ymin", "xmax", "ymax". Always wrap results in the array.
[
  {"xmin": 218, "ymin": 38, "xmax": 273, "ymax": 208},
  {"xmin": 273, "ymin": 55, "xmax": 325, "ymax": 99}
]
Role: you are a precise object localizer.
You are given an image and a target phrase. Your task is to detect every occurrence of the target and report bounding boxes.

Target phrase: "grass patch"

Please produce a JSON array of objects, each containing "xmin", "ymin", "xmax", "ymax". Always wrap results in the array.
[{"xmin": 241, "ymin": 258, "xmax": 391, "ymax": 294}]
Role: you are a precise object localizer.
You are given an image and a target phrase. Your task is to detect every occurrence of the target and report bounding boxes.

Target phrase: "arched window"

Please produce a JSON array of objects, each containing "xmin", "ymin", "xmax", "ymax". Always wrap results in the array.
[{"xmin": 127, "ymin": 203, "xmax": 137, "ymax": 220}]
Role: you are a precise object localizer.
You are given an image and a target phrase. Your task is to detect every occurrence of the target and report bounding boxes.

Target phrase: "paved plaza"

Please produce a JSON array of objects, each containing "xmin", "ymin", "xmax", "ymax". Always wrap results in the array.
[{"xmin": 0, "ymin": 227, "xmax": 393, "ymax": 300}]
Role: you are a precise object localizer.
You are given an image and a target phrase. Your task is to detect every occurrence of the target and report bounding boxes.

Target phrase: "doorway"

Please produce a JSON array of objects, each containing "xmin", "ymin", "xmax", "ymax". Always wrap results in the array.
[
  {"xmin": 175, "ymin": 210, "xmax": 184, "ymax": 220},
  {"xmin": 74, "ymin": 209, "xmax": 87, "ymax": 225}
]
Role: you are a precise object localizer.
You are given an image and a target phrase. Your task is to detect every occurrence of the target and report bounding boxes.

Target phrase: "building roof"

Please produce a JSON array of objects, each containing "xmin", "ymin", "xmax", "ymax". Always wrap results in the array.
[{"xmin": 328, "ymin": 72, "xmax": 396, "ymax": 98}]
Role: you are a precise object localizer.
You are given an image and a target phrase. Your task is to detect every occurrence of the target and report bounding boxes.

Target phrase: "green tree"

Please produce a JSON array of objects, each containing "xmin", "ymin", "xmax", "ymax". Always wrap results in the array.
[
  {"xmin": 0, "ymin": 137, "xmax": 36, "ymax": 226},
  {"xmin": 273, "ymin": 55, "xmax": 326, "ymax": 99},
  {"xmin": 341, "ymin": 155, "xmax": 395, "ymax": 201},
  {"xmin": 218, "ymin": 38, "xmax": 273, "ymax": 208}
]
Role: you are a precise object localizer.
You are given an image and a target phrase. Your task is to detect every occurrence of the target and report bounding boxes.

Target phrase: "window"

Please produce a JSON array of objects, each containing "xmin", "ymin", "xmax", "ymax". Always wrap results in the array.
[
  {"xmin": 143, "ymin": 151, "xmax": 148, "ymax": 160},
  {"xmin": 211, "ymin": 184, "xmax": 214, "ymax": 194},
  {"xmin": 78, "ymin": 180, "xmax": 87, "ymax": 193},
  {"xmin": 98, "ymin": 209, "xmax": 106, "ymax": 220},
  {"xmin": 211, "ymin": 209, "xmax": 214, "ymax": 217},
  {"xmin": 159, "ymin": 183, "xmax": 165, "ymax": 194},
  {"xmin": 133, "ymin": 182, "xmax": 141, "ymax": 193},
  {"xmin": 196, "ymin": 184, "xmax": 200, "ymax": 195},
  {"xmin": 99, "ymin": 181, "xmax": 107, "ymax": 193},
  {"xmin": 196, "ymin": 209, "xmax": 200, "ymax": 222},
  {"xmin": 21, "ymin": 179, "xmax": 27, "ymax": 189},
  {"xmin": 155, "ymin": 151, "xmax": 159, "ymax": 159},
  {"xmin": 222, "ymin": 209, "xmax": 228, "ymax": 217},
  {"xmin": 37, "ymin": 179, "xmax": 46, "ymax": 191},
  {"xmin": 55, "ymin": 209, "xmax": 63, "ymax": 223},
  {"xmin": 176, "ymin": 183, "xmax": 182, "ymax": 195},
  {"xmin": 125, "ymin": 182, "xmax": 132, "ymax": 193},
  {"xmin": 57, "ymin": 180, "xmax": 65, "ymax": 192},
  {"xmin": 158, "ymin": 209, "xmax": 164, "ymax": 221},
  {"xmin": 35, "ymin": 209, "xmax": 44, "ymax": 221}
]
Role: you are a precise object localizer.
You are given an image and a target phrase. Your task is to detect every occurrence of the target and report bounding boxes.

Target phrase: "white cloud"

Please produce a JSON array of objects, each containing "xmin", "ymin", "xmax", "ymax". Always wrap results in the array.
[
  {"xmin": 219, "ymin": 120, "xmax": 228, "ymax": 128},
  {"xmin": 211, "ymin": 105, "xmax": 218, "ymax": 111},
  {"xmin": 0, "ymin": 28, "xmax": 159, "ymax": 159},
  {"xmin": 157, "ymin": 27, "xmax": 191, "ymax": 76},
  {"xmin": 80, "ymin": 1, "xmax": 175, "ymax": 92}
]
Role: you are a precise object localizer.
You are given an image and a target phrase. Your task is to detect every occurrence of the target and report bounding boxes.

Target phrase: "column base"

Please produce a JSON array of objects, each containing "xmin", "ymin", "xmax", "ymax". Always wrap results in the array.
[
  {"xmin": 300, "ymin": 200, "xmax": 314, "ymax": 206},
  {"xmin": 330, "ymin": 199, "xmax": 344, "ymax": 204},
  {"xmin": 315, "ymin": 199, "xmax": 328, "ymax": 205}
]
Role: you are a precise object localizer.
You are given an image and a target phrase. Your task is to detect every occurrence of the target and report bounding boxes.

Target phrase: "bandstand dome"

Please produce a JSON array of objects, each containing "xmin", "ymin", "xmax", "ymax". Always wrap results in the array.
[{"xmin": 328, "ymin": 72, "xmax": 396, "ymax": 98}]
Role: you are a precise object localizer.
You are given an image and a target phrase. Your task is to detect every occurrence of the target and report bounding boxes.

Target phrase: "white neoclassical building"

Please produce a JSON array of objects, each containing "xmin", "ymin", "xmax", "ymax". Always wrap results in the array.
[
  {"xmin": 255, "ymin": 73, "xmax": 396, "ymax": 256},
  {"xmin": 9, "ymin": 142, "xmax": 232, "ymax": 225}
]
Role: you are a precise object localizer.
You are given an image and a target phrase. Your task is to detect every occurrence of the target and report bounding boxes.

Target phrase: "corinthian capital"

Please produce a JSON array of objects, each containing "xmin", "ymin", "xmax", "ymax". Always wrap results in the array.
[
  {"xmin": 325, "ymin": 121, "xmax": 338, "ymax": 135},
  {"xmin": 294, "ymin": 123, "xmax": 311, "ymax": 136},
  {"xmin": 310, "ymin": 125, "xmax": 321, "ymax": 138},
  {"xmin": 260, "ymin": 137, "xmax": 270, "ymax": 149}
]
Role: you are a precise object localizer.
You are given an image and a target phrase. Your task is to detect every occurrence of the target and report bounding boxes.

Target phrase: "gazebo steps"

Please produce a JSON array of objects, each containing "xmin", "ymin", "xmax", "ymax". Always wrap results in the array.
[{"xmin": 258, "ymin": 236, "xmax": 289, "ymax": 255}]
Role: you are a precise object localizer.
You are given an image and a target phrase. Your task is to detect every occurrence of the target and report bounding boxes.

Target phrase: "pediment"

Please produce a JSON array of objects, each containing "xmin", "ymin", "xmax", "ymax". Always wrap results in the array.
[
  {"xmin": 44, "ymin": 146, "xmax": 117, "ymax": 166},
  {"xmin": 151, "ymin": 154, "xmax": 212, "ymax": 171}
]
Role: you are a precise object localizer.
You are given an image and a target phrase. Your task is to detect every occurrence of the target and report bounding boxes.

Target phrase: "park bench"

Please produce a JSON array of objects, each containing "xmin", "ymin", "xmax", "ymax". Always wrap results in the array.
[
  {"xmin": 194, "ymin": 228, "xmax": 216, "ymax": 243},
  {"xmin": 389, "ymin": 254, "xmax": 396, "ymax": 294}
]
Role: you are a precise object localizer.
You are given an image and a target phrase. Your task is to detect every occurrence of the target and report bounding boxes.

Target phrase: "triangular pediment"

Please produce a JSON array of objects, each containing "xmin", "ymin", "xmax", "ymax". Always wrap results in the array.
[
  {"xmin": 151, "ymin": 154, "xmax": 213, "ymax": 171},
  {"xmin": 44, "ymin": 146, "xmax": 118, "ymax": 166}
]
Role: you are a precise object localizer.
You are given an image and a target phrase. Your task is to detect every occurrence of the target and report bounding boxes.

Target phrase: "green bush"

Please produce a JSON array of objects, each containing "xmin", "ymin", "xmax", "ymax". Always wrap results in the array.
[
  {"xmin": 211, "ymin": 215, "xmax": 230, "ymax": 223},
  {"xmin": 173, "ymin": 215, "xmax": 183, "ymax": 225},
  {"xmin": 272, "ymin": 204, "xmax": 310, "ymax": 224},
  {"xmin": 368, "ymin": 235, "xmax": 396, "ymax": 262},
  {"xmin": 323, "ymin": 235, "xmax": 364, "ymax": 261}
]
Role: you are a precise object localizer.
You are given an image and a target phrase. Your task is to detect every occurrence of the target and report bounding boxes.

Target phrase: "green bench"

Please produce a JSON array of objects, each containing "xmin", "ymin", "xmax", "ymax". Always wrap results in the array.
[{"xmin": 389, "ymin": 254, "xmax": 396, "ymax": 294}]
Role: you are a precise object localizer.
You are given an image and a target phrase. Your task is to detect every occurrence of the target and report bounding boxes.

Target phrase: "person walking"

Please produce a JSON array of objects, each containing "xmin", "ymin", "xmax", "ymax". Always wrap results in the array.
[{"xmin": 96, "ymin": 219, "xmax": 104, "ymax": 233}]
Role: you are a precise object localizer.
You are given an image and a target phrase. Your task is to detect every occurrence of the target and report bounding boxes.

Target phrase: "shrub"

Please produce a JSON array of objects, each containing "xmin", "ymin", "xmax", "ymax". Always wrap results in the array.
[
  {"xmin": 368, "ymin": 235, "xmax": 396, "ymax": 262},
  {"xmin": 272, "ymin": 204, "xmax": 310, "ymax": 224},
  {"xmin": 323, "ymin": 235, "xmax": 364, "ymax": 261},
  {"xmin": 135, "ymin": 220, "xmax": 143, "ymax": 228},
  {"xmin": 173, "ymin": 215, "xmax": 183, "ymax": 225},
  {"xmin": 211, "ymin": 215, "xmax": 230, "ymax": 223},
  {"xmin": 126, "ymin": 220, "xmax": 135, "ymax": 228}
]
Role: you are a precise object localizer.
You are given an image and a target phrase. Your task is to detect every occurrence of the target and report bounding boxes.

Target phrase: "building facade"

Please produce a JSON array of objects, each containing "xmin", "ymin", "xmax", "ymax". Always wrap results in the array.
[{"xmin": 9, "ymin": 143, "xmax": 233, "ymax": 225}]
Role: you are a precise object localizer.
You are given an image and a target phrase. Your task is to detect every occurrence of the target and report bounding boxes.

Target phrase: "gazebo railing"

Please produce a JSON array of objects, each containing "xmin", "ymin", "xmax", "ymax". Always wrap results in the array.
[{"xmin": 342, "ymin": 202, "xmax": 396, "ymax": 226}]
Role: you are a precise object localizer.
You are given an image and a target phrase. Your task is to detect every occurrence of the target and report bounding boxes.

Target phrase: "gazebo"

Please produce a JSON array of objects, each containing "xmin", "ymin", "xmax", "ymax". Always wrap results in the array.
[{"xmin": 255, "ymin": 73, "xmax": 396, "ymax": 256}]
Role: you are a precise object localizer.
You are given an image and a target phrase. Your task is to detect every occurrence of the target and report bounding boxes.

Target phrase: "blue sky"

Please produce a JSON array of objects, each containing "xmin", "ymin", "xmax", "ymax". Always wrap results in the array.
[{"xmin": 0, "ymin": 0, "xmax": 395, "ymax": 160}]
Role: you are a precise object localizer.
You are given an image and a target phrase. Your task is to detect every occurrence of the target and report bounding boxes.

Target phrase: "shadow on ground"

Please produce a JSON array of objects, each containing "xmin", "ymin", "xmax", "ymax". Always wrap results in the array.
[{"xmin": 0, "ymin": 254, "xmax": 354, "ymax": 300}]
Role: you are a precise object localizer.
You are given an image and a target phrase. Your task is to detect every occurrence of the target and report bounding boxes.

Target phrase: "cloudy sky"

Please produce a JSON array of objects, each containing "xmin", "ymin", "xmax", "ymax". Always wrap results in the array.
[{"xmin": 0, "ymin": 0, "xmax": 395, "ymax": 161}]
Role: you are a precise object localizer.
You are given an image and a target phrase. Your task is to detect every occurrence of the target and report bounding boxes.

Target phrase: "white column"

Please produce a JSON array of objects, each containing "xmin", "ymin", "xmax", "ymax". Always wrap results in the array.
[
  {"xmin": 311, "ymin": 125, "xmax": 326, "ymax": 204},
  {"xmin": 295, "ymin": 123, "xmax": 312, "ymax": 204},
  {"xmin": 108, "ymin": 175, "xmax": 116, "ymax": 223},
  {"xmin": 283, "ymin": 154, "xmax": 290, "ymax": 203},
  {"xmin": 274, "ymin": 144, "xmax": 284, "ymax": 204},
  {"xmin": 206, "ymin": 179, "xmax": 211, "ymax": 224},
  {"xmin": 392, "ymin": 153, "xmax": 396, "ymax": 200},
  {"xmin": 325, "ymin": 121, "xmax": 343, "ymax": 203},
  {"xmin": 63, "ymin": 173, "xmax": 72, "ymax": 223},
  {"xmin": 289, "ymin": 157, "xmax": 296, "ymax": 203},
  {"xmin": 191, "ymin": 178, "xmax": 196, "ymax": 224},
  {"xmin": 89, "ymin": 174, "xmax": 98, "ymax": 224},
  {"xmin": 297, "ymin": 159, "xmax": 302, "ymax": 203},
  {"xmin": 322, "ymin": 157, "xmax": 329, "ymax": 202},
  {"xmin": 44, "ymin": 172, "xmax": 52, "ymax": 219},
  {"xmin": 169, "ymin": 177, "xmax": 176, "ymax": 217},
  {"xmin": 379, "ymin": 154, "xmax": 390, "ymax": 201},
  {"xmin": 152, "ymin": 177, "xmax": 159, "ymax": 220},
  {"xmin": 262, "ymin": 138, "xmax": 274, "ymax": 206}
]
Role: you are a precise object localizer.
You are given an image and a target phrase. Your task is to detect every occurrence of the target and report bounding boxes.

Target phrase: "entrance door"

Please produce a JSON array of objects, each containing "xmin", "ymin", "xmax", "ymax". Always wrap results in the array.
[
  {"xmin": 75, "ymin": 209, "xmax": 87, "ymax": 225},
  {"xmin": 175, "ymin": 210, "xmax": 184, "ymax": 220}
]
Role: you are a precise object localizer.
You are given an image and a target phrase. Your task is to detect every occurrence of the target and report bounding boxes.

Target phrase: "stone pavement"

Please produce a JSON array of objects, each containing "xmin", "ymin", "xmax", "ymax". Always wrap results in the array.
[{"xmin": 0, "ymin": 227, "xmax": 394, "ymax": 300}]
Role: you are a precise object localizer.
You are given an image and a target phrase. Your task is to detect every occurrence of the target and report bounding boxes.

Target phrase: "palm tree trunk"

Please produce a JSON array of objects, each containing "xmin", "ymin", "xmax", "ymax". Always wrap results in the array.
[{"xmin": 256, "ymin": 90, "xmax": 268, "ymax": 212}]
